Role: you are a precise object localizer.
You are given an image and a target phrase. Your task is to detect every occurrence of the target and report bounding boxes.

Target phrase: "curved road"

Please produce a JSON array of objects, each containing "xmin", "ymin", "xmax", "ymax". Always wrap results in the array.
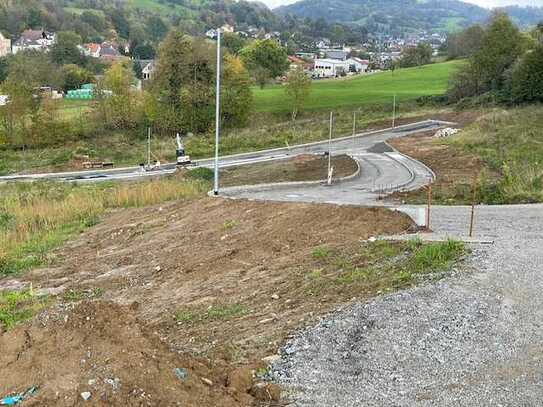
[
  {"xmin": 3, "ymin": 118, "xmax": 540, "ymax": 405},
  {"xmin": 0, "ymin": 120, "xmax": 447, "ymax": 187}
]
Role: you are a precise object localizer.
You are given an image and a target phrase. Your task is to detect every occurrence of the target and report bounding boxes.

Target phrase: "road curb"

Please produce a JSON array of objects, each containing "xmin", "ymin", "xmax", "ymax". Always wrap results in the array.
[{"xmin": 211, "ymin": 156, "xmax": 362, "ymax": 196}]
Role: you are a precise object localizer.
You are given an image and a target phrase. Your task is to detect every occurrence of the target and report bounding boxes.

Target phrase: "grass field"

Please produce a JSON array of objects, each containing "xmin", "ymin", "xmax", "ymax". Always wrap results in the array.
[{"xmin": 253, "ymin": 60, "xmax": 463, "ymax": 114}]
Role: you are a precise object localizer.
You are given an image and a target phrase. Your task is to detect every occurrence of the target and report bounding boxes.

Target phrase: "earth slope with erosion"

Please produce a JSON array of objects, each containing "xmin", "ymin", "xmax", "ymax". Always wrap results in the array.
[{"xmin": 0, "ymin": 198, "xmax": 413, "ymax": 406}]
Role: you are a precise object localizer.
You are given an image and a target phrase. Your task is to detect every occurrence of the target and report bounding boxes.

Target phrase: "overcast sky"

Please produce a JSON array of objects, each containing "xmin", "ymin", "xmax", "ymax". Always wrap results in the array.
[
  {"xmin": 265, "ymin": 0, "xmax": 543, "ymax": 9},
  {"xmin": 465, "ymin": 0, "xmax": 542, "ymax": 7}
]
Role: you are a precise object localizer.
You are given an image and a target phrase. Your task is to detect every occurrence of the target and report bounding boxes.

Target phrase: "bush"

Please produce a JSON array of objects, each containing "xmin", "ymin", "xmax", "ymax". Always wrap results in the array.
[{"xmin": 186, "ymin": 167, "xmax": 214, "ymax": 181}]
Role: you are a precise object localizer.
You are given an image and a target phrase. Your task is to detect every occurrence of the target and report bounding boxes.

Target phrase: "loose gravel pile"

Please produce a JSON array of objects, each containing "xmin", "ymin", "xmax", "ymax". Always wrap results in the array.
[{"xmin": 272, "ymin": 204, "xmax": 543, "ymax": 406}]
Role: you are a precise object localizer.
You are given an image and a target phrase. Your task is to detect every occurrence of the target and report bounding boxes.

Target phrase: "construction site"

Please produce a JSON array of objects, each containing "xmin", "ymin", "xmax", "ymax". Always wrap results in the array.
[{"xmin": 1, "ymin": 109, "xmax": 542, "ymax": 406}]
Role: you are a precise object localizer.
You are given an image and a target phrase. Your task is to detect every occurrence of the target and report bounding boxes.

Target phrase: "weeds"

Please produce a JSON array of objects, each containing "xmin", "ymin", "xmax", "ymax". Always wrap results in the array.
[
  {"xmin": 222, "ymin": 220, "xmax": 239, "ymax": 230},
  {"xmin": 0, "ymin": 178, "xmax": 208, "ymax": 276},
  {"xmin": 0, "ymin": 290, "xmax": 49, "ymax": 330},
  {"xmin": 62, "ymin": 287, "xmax": 104, "ymax": 302},
  {"xmin": 449, "ymin": 106, "xmax": 543, "ymax": 204},
  {"xmin": 311, "ymin": 247, "xmax": 331, "ymax": 260},
  {"xmin": 307, "ymin": 239, "xmax": 466, "ymax": 294}
]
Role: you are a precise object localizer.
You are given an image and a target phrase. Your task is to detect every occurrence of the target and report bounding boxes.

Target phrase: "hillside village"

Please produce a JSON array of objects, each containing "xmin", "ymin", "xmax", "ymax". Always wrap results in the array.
[{"xmin": 0, "ymin": 21, "xmax": 446, "ymax": 104}]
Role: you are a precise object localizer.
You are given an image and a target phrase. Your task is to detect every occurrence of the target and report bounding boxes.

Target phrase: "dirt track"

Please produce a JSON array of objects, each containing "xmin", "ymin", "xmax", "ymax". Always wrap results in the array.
[{"xmin": 0, "ymin": 198, "xmax": 411, "ymax": 406}]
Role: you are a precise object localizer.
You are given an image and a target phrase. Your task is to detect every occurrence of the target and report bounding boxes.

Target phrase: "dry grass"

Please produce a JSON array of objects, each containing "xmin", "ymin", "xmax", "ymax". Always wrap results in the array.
[{"xmin": 0, "ymin": 178, "xmax": 208, "ymax": 275}]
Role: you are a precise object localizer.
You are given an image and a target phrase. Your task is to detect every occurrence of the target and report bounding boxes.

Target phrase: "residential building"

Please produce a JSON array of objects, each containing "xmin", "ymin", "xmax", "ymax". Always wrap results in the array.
[
  {"xmin": 205, "ymin": 29, "xmax": 218, "ymax": 39},
  {"xmin": 12, "ymin": 30, "xmax": 55, "ymax": 54},
  {"xmin": 221, "ymin": 24, "xmax": 234, "ymax": 33},
  {"xmin": 0, "ymin": 33, "xmax": 11, "ymax": 57},
  {"xmin": 80, "ymin": 43, "xmax": 101, "ymax": 58},
  {"xmin": 99, "ymin": 42, "xmax": 121, "ymax": 60},
  {"xmin": 142, "ymin": 61, "xmax": 155, "ymax": 80}
]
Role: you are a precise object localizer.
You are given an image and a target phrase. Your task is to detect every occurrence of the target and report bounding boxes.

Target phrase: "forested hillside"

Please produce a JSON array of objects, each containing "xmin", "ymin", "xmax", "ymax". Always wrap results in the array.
[{"xmin": 276, "ymin": 0, "xmax": 543, "ymax": 35}]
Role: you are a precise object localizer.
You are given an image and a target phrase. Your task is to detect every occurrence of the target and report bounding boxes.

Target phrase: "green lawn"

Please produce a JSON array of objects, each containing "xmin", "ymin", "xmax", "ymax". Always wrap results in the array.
[{"xmin": 253, "ymin": 60, "xmax": 463, "ymax": 114}]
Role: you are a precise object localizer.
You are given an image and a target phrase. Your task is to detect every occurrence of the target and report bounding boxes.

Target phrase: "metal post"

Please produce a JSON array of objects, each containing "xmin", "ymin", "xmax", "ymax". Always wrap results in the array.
[
  {"xmin": 392, "ymin": 94, "xmax": 396, "ymax": 129},
  {"xmin": 352, "ymin": 111, "xmax": 356, "ymax": 136},
  {"xmin": 147, "ymin": 127, "xmax": 151, "ymax": 169},
  {"xmin": 426, "ymin": 183, "xmax": 432, "ymax": 230},
  {"xmin": 328, "ymin": 111, "xmax": 333, "ymax": 185},
  {"xmin": 213, "ymin": 30, "xmax": 221, "ymax": 196}
]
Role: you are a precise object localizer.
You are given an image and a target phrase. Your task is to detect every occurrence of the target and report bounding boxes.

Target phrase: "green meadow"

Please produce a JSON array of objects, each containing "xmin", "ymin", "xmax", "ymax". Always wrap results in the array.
[{"xmin": 253, "ymin": 60, "xmax": 463, "ymax": 113}]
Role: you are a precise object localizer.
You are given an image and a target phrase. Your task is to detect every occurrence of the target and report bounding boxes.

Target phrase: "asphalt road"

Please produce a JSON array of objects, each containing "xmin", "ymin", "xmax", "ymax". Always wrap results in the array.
[{"xmin": 0, "ymin": 120, "xmax": 447, "ymax": 185}]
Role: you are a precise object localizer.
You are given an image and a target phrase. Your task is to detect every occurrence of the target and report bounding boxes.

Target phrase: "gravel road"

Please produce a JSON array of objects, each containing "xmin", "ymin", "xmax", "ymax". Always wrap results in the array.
[{"xmin": 272, "ymin": 204, "xmax": 543, "ymax": 406}]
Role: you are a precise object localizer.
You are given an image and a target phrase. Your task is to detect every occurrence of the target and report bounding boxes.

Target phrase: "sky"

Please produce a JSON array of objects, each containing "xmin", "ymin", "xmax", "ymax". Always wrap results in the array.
[
  {"xmin": 264, "ymin": 0, "xmax": 543, "ymax": 9},
  {"xmin": 464, "ymin": 0, "xmax": 542, "ymax": 7}
]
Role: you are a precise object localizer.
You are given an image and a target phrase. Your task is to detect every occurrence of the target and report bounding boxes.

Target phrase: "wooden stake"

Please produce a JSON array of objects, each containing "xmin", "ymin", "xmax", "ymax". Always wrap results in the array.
[{"xmin": 469, "ymin": 177, "xmax": 477, "ymax": 237}]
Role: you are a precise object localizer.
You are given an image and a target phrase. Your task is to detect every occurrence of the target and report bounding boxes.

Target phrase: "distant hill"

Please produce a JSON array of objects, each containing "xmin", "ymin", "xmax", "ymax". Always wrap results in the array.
[{"xmin": 275, "ymin": 0, "xmax": 542, "ymax": 34}]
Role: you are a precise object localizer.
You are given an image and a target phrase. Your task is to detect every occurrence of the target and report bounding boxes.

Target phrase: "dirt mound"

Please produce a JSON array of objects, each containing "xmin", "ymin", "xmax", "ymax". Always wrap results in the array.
[
  {"xmin": 0, "ymin": 300, "xmax": 245, "ymax": 406},
  {"xmin": 1, "ymin": 198, "xmax": 412, "ymax": 406}
]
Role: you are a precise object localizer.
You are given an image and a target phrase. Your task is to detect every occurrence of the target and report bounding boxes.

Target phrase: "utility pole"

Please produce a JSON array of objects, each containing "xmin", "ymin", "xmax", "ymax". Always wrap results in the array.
[
  {"xmin": 392, "ymin": 94, "xmax": 396, "ymax": 128},
  {"xmin": 327, "ymin": 111, "xmax": 333, "ymax": 185},
  {"xmin": 213, "ymin": 29, "xmax": 221, "ymax": 196},
  {"xmin": 147, "ymin": 127, "xmax": 151, "ymax": 169}
]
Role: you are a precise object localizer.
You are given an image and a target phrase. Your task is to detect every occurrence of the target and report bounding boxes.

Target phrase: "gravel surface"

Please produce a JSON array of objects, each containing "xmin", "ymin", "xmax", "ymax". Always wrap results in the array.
[{"xmin": 272, "ymin": 204, "xmax": 543, "ymax": 406}]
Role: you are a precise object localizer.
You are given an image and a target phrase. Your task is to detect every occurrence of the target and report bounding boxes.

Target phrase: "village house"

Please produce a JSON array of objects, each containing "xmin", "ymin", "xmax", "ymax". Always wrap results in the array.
[
  {"xmin": 142, "ymin": 61, "xmax": 155, "ymax": 80},
  {"xmin": 98, "ymin": 42, "xmax": 121, "ymax": 60},
  {"xmin": 0, "ymin": 32, "xmax": 11, "ymax": 57},
  {"xmin": 80, "ymin": 43, "xmax": 101, "ymax": 58},
  {"xmin": 12, "ymin": 30, "xmax": 55, "ymax": 54}
]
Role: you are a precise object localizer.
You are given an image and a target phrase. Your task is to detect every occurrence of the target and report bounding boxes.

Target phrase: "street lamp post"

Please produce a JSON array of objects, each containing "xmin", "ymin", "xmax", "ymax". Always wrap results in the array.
[{"xmin": 213, "ymin": 29, "xmax": 221, "ymax": 196}]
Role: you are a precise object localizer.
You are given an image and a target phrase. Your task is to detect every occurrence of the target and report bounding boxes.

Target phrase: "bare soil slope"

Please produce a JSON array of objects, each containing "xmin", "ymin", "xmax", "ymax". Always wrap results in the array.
[{"xmin": 0, "ymin": 198, "xmax": 411, "ymax": 406}]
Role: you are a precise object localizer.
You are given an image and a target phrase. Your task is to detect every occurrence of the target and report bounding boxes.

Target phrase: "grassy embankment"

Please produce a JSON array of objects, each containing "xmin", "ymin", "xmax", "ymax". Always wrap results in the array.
[
  {"xmin": 0, "ymin": 178, "xmax": 208, "ymax": 277},
  {"xmin": 450, "ymin": 106, "xmax": 543, "ymax": 204},
  {"xmin": 0, "ymin": 61, "xmax": 460, "ymax": 175}
]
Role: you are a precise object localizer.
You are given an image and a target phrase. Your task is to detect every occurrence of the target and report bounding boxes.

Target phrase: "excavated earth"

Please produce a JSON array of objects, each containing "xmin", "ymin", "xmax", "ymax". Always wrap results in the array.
[{"xmin": 0, "ymin": 197, "xmax": 412, "ymax": 406}]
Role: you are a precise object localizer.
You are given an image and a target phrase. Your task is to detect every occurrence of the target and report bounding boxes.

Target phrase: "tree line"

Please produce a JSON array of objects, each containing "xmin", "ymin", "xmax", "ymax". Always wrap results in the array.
[
  {"xmin": 0, "ymin": 28, "xmax": 305, "ymax": 150},
  {"xmin": 447, "ymin": 12, "xmax": 543, "ymax": 105}
]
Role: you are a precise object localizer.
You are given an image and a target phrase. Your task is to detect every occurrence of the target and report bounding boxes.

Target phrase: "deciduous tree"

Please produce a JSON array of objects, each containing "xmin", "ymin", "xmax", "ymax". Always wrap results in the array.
[{"xmin": 285, "ymin": 66, "xmax": 311, "ymax": 120}]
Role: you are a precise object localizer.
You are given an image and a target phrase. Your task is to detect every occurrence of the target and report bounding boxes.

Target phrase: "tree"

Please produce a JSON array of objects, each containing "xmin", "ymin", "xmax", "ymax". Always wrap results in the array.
[
  {"xmin": 62, "ymin": 64, "xmax": 94, "ymax": 92},
  {"xmin": 151, "ymin": 30, "xmax": 216, "ymax": 133},
  {"xmin": 51, "ymin": 31, "xmax": 84, "ymax": 66},
  {"xmin": 97, "ymin": 60, "xmax": 140, "ymax": 129},
  {"xmin": 221, "ymin": 55, "xmax": 252, "ymax": 128},
  {"xmin": 510, "ymin": 45, "xmax": 543, "ymax": 103},
  {"xmin": 448, "ymin": 13, "xmax": 525, "ymax": 102},
  {"xmin": 132, "ymin": 43, "xmax": 156, "ymax": 60},
  {"xmin": 146, "ymin": 16, "xmax": 168, "ymax": 42},
  {"xmin": 222, "ymin": 33, "xmax": 247, "ymax": 55},
  {"xmin": 399, "ymin": 43, "xmax": 432, "ymax": 68},
  {"xmin": 474, "ymin": 13, "xmax": 524, "ymax": 92},
  {"xmin": 239, "ymin": 39, "xmax": 289, "ymax": 88},
  {"xmin": 285, "ymin": 66, "xmax": 311, "ymax": 120},
  {"xmin": 80, "ymin": 11, "xmax": 106, "ymax": 33},
  {"xmin": 446, "ymin": 25, "xmax": 485, "ymax": 60}
]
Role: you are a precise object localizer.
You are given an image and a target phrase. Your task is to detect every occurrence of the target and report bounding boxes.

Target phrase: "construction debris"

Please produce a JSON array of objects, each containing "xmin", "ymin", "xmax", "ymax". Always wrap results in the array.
[{"xmin": 434, "ymin": 128, "xmax": 459, "ymax": 138}]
